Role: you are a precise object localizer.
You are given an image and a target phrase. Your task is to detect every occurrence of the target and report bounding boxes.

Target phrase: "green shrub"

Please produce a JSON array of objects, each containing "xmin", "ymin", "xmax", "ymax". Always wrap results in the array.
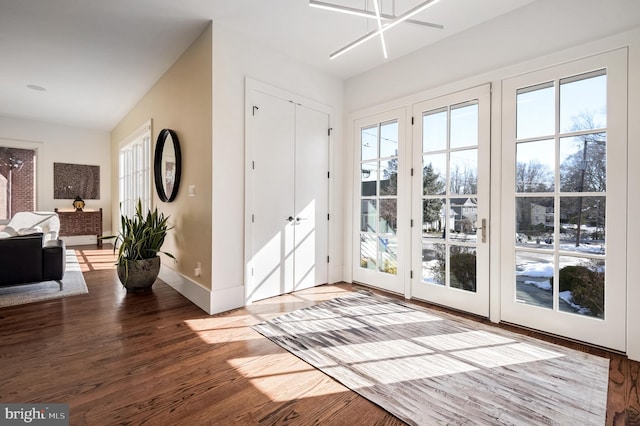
[
  {"xmin": 450, "ymin": 251, "xmax": 476, "ymax": 291},
  {"xmin": 558, "ymin": 264, "xmax": 604, "ymax": 317},
  {"xmin": 557, "ymin": 265, "xmax": 587, "ymax": 292}
]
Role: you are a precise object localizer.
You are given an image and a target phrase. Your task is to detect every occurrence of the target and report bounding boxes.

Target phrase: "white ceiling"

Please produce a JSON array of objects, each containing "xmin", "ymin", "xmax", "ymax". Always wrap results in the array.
[{"xmin": 0, "ymin": 0, "xmax": 536, "ymax": 130}]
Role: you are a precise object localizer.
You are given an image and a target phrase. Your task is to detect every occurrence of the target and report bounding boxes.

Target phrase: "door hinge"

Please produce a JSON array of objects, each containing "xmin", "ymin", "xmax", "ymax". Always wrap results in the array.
[
  {"xmin": 327, "ymin": 256, "xmax": 330, "ymax": 263},
  {"xmin": 328, "ymin": 128, "xmax": 333, "ymax": 136},
  {"xmin": 251, "ymin": 214, "xmax": 255, "ymax": 223},
  {"xmin": 327, "ymin": 213, "xmax": 330, "ymax": 220},
  {"xmin": 252, "ymin": 161, "xmax": 255, "ymax": 170},
  {"xmin": 252, "ymin": 105, "xmax": 259, "ymax": 116},
  {"xmin": 411, "ymin": 168, "xmax": 414, "ymax": 177},
  {"xmin": 410, "ymin": 270, "xmax": 413, "ymax": 279},
  {"xmin": 411, "ymin": 219, "xmax": 414, "ymax": 227},
  {"xmin": 327, "ymin": 171, "xmax": 330, "ymax": 179},
  {"xmin": 411, "ymin": 116, "xmax": 415, "ymax": 125}
]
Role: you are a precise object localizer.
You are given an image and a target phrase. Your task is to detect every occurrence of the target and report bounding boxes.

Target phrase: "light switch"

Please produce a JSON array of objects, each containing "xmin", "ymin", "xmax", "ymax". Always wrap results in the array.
[{"xmin": 188, "ymin": 185, "xmax": 196, "ymax": 197}]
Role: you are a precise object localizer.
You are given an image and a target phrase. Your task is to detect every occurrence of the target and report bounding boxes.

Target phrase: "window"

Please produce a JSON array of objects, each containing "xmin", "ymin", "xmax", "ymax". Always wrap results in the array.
[
  {"xmin": 119, "ymin": 122, "xmax": 151, "ymax": 219},
  {"xmin": 0, "ymin": 146, "xmax": 36, "ymax": 223},
  {"xmin": 360, "ymin": 120, "xmax": 399, "ymax": 275}
]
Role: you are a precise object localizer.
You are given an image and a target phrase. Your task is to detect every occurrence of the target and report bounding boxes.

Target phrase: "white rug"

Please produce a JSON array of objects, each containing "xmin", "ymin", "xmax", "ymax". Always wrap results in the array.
[
  {"xmin": 0, "ymin": 250, "xmax": 87, "ymax": 308},
  {"xmin": 253, "ymin": 291, "xmax": 609, "ymax": 425}
]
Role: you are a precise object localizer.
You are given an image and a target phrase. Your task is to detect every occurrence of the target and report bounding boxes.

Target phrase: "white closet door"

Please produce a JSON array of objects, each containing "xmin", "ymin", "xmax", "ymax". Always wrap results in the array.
[
  {"xmin": 294, "ymin": 104, "xmax": 329, "ymax": 291},
  {"xmin": 246, "ymin": 84, "xmax": 330, "ymax": 303},
  {"xmin": 249, "ymin": 90, "xmax": 296, "ymax": 302}
]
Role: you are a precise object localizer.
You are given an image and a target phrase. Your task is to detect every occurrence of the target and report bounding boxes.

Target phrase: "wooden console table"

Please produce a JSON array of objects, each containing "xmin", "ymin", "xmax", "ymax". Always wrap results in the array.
[{"xmin": 55, "ymin": 208, "xmax": 103, "ymax": 246}]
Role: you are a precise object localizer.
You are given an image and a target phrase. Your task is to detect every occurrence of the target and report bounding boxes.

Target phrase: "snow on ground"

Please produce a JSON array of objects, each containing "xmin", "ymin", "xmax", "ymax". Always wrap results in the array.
[
  {"xmin": 517, "ymin": 240, "xmax": 605, "ymax": 254},
  {"xmin": 524, "ymin": 280, "xmax": 551, "ymax": 290},
  {"xmin": 516, "ymin": 262, "xmax": 553, "ymax": 278},
  {"xmin": 559, "ymin": 290, "xmax": 591, "ymax": 315},
  {"xmin": 557, "ymin": 243, "xmax": 605, "ymax": 254}
]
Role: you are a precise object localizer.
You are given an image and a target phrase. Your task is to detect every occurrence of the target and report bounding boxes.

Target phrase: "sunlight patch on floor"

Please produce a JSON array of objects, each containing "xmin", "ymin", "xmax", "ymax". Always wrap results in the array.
[
  {"xmin": 228, "ymin": 353, "xmax": 346, "ymax": 400},
  {"xmin": 451, "ymin": 342, "xmax": 564, "ymax": 368},
  {"xmin": 75, "ymin": 248, "xmax": 117, "ymax": 272},
  {"xmin": 352, "ymin": 354, "xmax": 479, "ymax": 384},
  {"xmin": 413, "ymin": 330, "xmax": 515, "ymax": 351},
  {"xmin": 323, "ymin": 339, "xmax": 434, "ymax": 363}
]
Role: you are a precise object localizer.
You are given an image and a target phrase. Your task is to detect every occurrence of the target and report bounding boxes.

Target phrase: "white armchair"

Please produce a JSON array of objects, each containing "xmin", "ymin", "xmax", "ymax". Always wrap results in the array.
[{"xmin": 0, "ymin": 212, "xmax": 60, "ymax": 243}]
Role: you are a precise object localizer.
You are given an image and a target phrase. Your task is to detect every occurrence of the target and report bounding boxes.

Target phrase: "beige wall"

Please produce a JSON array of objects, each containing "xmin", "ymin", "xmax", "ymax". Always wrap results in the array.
[
  {"xmin": 210, "ymin": 24, "xmax": 344, "ymax": 311},
  {"xmin": 111, "ymin": 23, "xmax": 213, "ymax": 289}
]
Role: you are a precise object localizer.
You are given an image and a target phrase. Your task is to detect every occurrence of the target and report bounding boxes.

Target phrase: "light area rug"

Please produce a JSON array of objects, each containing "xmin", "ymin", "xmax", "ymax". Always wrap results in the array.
[
  {"xmin": 0, "ymin": 250, "xmax": 87, "ymax": 308},
  {"xmin": 253, "ymin": 291, "xmax": 609, "ymax": 425}
]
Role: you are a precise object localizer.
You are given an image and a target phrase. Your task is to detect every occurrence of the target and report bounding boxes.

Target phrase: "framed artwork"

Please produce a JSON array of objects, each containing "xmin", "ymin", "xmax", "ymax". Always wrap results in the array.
[{"xmin": 53, "ymin": 163, "xmax": 100, "ymax": 199}]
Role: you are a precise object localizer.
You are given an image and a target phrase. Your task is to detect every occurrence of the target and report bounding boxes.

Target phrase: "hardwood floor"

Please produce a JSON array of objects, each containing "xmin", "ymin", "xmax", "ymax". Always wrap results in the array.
[{"xmin": 0, "ymin": 245, "xmax": 638, "ymax": 425}]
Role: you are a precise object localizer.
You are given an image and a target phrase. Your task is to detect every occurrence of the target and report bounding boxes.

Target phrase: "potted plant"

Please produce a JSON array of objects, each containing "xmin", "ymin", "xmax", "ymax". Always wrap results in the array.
[{"xmin": 107, "ymin": 200, "xmax": 175, "ymax": 293}]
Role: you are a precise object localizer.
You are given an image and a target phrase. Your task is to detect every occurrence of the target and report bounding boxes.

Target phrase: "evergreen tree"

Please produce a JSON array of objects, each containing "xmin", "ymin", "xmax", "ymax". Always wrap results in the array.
[{"xmin": 423, "ymin": 163, "xmax": 445, "ymax": 227}]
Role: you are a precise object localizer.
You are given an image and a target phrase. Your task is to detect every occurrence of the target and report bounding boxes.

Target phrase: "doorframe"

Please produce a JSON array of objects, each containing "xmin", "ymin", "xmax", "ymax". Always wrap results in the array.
[
  {"xmin": 244, "ymin": 78, "xmax": 334, "ymax": 303},
  {"xmin": 498, "ymin": 48, "xmax": 628, "ymax": 351},
  {"xmin": 351, "ymin": 108, "xmax": 410, "ymax": 297}
]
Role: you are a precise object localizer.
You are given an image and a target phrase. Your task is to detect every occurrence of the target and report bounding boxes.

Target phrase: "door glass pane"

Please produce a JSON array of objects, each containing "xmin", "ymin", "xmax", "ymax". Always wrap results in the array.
[
  {"xmin": 379, "ymin": 199, "xmax": 397, "ymax": 234},
  {"xmin": 379, "ymin": 237, "xmax": 397, "ymax": 275},
  {"xmin": 560, "ymin": 70, "xmax": 607, "ymax": 133},
  {"xmin": 450, "ymin": 101, "xmax": 478, "ymax": 149},
  {"xmin": 360, "ymin": 234, "xmax": 377, "ymax": 270},
  {"xmin": 450, "ymin": 245, "xmax": 477, "ymax": 292},
  {"xmin": 361, "ymin": 199, "xmax": 377, "ymax": 233},
  {"xmin": 423, "ymin": 154, "xmax": 446, "ymax": 195},
  {"xmin": 515, "ymin": 252, "xmax": 554, "ymax": 310},
  {"xmin": 558, "ymin": 256, "xmax": 604, "ymax": 319},
  {"xmin": 516, "ymin": 140, "xmax": 555, "ymax": 192},
  {"xmin": 380, "ymin": 159, "xmax": 398, "ymax": 196},
  {"xmin": 517, "ymin": 82, "xmax": 555, "ymax": 139},
  {"xmin": 361, "ymin": 162, "xmax": 377, "ymax": 196},
  {"xmin": 516, "ymin": 197, "xmax": 554, "ymax": 249},
  {"xmin": 449, "ymin": 149, "xmax": 477, "ymax": 195},
  {"xmin": 380, "ymin": 120, "xmax": 399, "ymax": 158},
  {"xmin": 423, "ymin": 242, "xmax": 445, "ymax": 286},
  {"xmin": 423, "ymin": 108, "xmax": 447, "ymax": 152},
  {"xmin": 361, "ymin": 125, "xmax": 377, "ymax": 161},
  {"xmin": 559, "ymin": 196, "xmax": 605, "ymax": 254},
  {"xmin": 560, "ymin": 133, "xmax": 606, "ymax": 192}
]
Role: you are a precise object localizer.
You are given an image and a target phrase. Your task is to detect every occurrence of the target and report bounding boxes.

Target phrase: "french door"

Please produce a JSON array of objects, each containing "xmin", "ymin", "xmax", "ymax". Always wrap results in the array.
[
  {"xmin": 411, "ymin": 85, "xmax": 491, "ymax": 317},
  {"xmin": 246, "ymin": 87, "xmax": 329, "ymax": 302},
  {"xmin": 501, "ymin": 49, "xmax": 627, "ymax": 351},
  {"xmin": 353, "ymin": 109, "xmax": 407, "ymax": 294}
]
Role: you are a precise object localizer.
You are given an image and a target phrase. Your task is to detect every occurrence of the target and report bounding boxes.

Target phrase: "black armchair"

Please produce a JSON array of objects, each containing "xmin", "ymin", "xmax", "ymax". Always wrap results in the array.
[{"xmin": 0, "ymin": 233, "xmax": 66, "ymax": 289}]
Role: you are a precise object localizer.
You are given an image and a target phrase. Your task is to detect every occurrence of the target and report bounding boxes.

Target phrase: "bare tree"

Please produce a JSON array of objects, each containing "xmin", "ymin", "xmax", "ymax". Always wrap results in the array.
[{"xmin": 516, "ymin": 160, "xmax": 553, "ymax": 192}]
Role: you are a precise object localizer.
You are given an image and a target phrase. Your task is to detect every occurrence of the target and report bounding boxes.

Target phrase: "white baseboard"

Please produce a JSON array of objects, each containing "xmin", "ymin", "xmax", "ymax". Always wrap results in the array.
[
  {"xmin": 159, "ymin": 266, "xmax": 211, "ymax": 314},
  {"xmin": 210, "ymin": 285, "xmax": 245, "ymax": 314},
  {"xmin": 158, "ymin": 265, "xmax": 245, "ymax": 315},
  {"xmin": 60, "ymin": 235, "xmax": 98, "ymax": 246}
]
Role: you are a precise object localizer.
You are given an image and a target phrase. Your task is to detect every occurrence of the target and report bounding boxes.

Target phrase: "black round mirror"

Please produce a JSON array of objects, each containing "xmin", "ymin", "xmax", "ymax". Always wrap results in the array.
[{"xmin": 154, "ymin": 128, "xmax": 181, "ymax": 202}]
